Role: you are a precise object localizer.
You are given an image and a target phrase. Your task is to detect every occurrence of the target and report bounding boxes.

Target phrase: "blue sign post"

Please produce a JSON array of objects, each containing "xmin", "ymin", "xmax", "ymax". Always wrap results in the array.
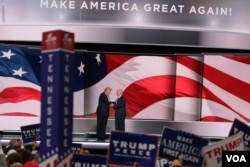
[{"xmin": 39, "ymin": 30, "xmax": 75, "ymax": 167}]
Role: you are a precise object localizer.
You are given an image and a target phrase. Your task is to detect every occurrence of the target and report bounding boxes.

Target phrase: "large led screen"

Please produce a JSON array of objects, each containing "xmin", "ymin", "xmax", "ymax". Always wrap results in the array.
[{"xmin": 1, "ymin": 45, "xmax": 249, "ymax": 126}]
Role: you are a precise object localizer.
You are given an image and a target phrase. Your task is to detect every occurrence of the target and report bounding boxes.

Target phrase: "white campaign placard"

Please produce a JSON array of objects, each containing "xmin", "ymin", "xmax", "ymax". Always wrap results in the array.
[{"xmin": 202, "ymin": 132, "xmax": 244, "ymax": 167}]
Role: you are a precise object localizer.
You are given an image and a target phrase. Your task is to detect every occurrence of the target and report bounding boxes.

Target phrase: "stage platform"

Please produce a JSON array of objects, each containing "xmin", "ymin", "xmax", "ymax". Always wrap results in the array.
[
  {"xmin": 0, "ymin": 118, "xmax": 237, "ymax": 151},
  {"xmin": 73, "ymin": 118, "xmax": 233, "ymax": 138}
]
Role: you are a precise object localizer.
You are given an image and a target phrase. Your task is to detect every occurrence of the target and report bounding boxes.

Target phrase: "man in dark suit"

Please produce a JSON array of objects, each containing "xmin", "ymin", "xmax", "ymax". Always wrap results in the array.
[
  {"xmin": 96, "ymin": 87, "xmax": 112, "ymax": 141},
  {"xmin": 113, "ymin": 89, "xmax": 126, "ymax": 131}
]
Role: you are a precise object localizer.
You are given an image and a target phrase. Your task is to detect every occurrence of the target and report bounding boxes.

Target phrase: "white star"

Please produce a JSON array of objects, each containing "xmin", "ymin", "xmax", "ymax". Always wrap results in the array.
[
  {"xmin": 39, "ymin": 56, "xmax": 42, "ymax": 63},
  {"xmin": 51, "ymin": 149, "xmax": 55, "ymax": 154},
  {"xmin": 95, "ymin": 53, "xmax": 101, "ymax": 65},
  {"xmin": 77, "ymin": 61, "xmax": 85, "ymax": 76},
  {"xmin": 12, "ymin": 67, "xmax": 27, "ymax": 77},
  {"xmin": 1, "ymin": 49, "xmax": 16, "ymax": 59}
]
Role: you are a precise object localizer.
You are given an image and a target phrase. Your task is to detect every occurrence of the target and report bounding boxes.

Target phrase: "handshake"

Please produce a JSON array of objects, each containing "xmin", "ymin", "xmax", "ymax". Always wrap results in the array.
[{"xmin": 110, "ymin": 102, "xmax": 115, "ymax": 106}]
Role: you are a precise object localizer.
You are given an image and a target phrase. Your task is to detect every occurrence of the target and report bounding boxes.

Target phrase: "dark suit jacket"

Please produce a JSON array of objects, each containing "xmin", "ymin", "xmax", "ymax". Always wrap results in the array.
[
  {"xmin": 114, "ymin": 96, "xmax": 126, "ymax": 117},
  {"xmin": 96, "ymin": 92, "xmax": 110, "ymax": 117}
]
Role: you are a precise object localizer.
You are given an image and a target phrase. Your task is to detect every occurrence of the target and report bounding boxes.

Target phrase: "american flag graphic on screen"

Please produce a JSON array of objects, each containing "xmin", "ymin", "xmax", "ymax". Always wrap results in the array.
[
  {"xmin": 0, "ymin": 46, "xmax": 41, "ymax": 117},
  {"xmin": 174, "ymin": 55, "xmax": 203, "ymax": 121},
  {"xmin": 175, "ymin": 55, "xmax": 250, "ymax": 122},
  {"xmin": 77, "ymin": 53, "xmax": 176, "ymax": 119},
  {"xmin": 0, "ymin": 46, "xmax": 250, "ymax": 122},
  {"xmin": 201, "ymin": 55, "xmax": 250, "ymax": 122}
]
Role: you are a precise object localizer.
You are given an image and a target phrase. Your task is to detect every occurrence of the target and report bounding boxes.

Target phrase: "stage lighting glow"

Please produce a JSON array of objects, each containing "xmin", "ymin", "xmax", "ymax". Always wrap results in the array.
[
  {"xmin": 210, "ymin": 20, "xmax": 217, "ymax": 26},
  {"xmin": 59, "ymin": 14, "xmax": 65, "ymax": 20}
]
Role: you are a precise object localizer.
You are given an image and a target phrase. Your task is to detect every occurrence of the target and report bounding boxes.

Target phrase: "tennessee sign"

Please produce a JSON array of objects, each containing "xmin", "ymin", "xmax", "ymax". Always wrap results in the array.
[
  {"xmin": 108, "ymin": 131, "xmax": 159, "ymax": 167},
  {"xmin": 39, "ymin": 30, "xmax": 75, "ymax": 167}
]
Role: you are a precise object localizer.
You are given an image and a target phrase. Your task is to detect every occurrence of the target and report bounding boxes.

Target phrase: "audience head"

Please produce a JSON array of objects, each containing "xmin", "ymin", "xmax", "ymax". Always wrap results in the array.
[
  {"xmin": 6, "ymin": 152, "xmax": 22, "ymax": 167},
  {"xmin": 23, "ymin": 160, "xmax": 39, "ymax": 167},
  {"xmin": 10, "ymin": 163, "xmax": 23, "ymax": 167},
  {"xmin": 19, "ymin": 149, "xmax": 32, "ymax": 164}
]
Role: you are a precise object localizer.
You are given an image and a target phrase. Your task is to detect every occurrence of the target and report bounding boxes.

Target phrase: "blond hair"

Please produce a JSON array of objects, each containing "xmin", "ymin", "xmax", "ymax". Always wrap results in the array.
[{"xmin": 104, "ymin": 87, "xmax": 112, "ymax": 92}]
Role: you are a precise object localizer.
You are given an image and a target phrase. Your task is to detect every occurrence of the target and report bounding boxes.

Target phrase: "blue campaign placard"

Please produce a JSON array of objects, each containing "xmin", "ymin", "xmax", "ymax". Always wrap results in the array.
[
  {"xmin": 20, "ymin": 123, "xmax": 40, "ymax": 143},
  {"xmin": 108, "ymin": 131, "xmax": 159, "ymax": 167},
  {"xmin": 72, "ymin": 143, "xmax": 82, "ymax": 154},
  {"xmin": 73, "ymin": 154, "xmax": 108, "ymax": 167},
  {"xmin": 229, "ymin": 119, "xmax": 250, "ymax": 150},
  {"xmin": 159, "ymin": 126, "xmax": 209, "ymax": 167}
]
